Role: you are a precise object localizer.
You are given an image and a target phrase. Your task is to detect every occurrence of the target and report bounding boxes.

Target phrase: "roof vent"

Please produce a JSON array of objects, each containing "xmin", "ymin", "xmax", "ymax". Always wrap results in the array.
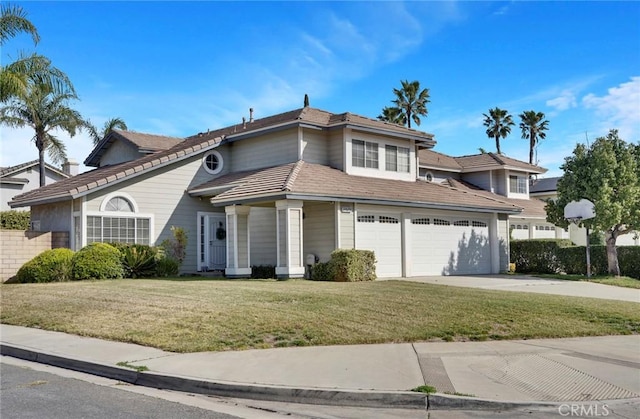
[
  {"xmin": 242, "ymin": 117, "xmax": 246, "ymax": 129},
  {"xmin": 249, "ymin": 108, "xmax": 254, "ymax": 123}
]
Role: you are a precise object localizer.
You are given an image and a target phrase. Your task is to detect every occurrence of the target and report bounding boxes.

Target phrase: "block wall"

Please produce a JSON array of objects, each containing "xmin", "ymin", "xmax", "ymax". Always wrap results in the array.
[{"xmin": 0, "ymin": 230, "xmax": 69, "ymax": 282}]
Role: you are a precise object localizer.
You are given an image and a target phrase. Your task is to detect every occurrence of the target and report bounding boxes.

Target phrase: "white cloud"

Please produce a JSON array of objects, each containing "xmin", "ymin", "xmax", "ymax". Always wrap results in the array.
[
  {"xmin": 582, "ymin": 76, "xmax": 640, "ymax": 140},
  {"xmin": 546, "ymin": 90, "xmax": 578, "ymax": 111}
]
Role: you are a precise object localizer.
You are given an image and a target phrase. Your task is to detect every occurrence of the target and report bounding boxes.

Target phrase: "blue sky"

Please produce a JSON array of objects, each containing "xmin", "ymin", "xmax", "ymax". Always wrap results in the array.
[{"xmin": 1, "ymin": 1, "xmax": 639, "ymax": 177}]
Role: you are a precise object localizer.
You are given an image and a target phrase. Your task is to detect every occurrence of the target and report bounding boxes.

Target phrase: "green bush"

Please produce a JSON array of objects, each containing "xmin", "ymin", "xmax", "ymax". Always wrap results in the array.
[
  {"xmin": 557, "ymin": 246, "xmax": 608, "ymax": 276},
  {"xmin": 16, "ymin": 248, "xmax": 74, "ymax": 283},
  {"xmin": 120, "ymin": 244, "xmax": 157, "ymax": 278},
  {"xmin": 330, "ymin": 249, "xmax": 376, "ymax": 282},
  {"xmin": 617, "ymin": 247, "xmax": 640, "ymax": 279},
  {"xmin": 251, "ymin": 265, "xmax": 275, "ymax": 279},
  {"xmin": 155, "ymin": 256, "xmax": 180, "ymax": 277},
  {"xmin": 510, "ymin": 239, "xmax": 573, "ymax": 274},
  {"xmin": 72, "ymin": 243, "xmax": 124, "ymax": 280},
  {"xmin": 1, "ymin": 210, "xmax": 30, "ymax": 230},
  {"xmin": 310, "ymin": 260, "xmax": 336, "ymax": 281}
]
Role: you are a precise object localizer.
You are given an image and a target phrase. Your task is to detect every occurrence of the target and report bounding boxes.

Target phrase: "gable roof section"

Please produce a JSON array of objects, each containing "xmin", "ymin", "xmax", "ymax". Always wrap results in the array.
[
  {"xmin": 189, "ymin": 161, "xmax": 522, "ymax": 214},
  {"xmin": 188, "ymin": 107, "xmax": 435, "ymax": 146},
  {"xmin": 0, "ymin": 160, "xmax": 69, "ymax": 179},
  {"xmin": 446, "ymin": 178, "xmax": 548, "ymax": 219},
  {"xmin": 85, "ymin": 130, "xmax": 183, "ymax": 167},
  {"xmin": 418, "ymin": 149, "xmax": 462, "ymax": 171},
  {"xmin": 530, "ymin": 176, "xmax": 560, "ymax": 194},
  {"xmin": 10, "ymin": 136, "xmax": 223, "ymax": 208},
  {"xmin": 454, "ymin": 153, "xmax": 547, "ymax": 174}
]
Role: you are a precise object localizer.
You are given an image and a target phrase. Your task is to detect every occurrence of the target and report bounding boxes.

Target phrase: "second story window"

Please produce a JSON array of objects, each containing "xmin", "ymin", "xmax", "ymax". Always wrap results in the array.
[
  {"xmin": 509, "ymin": 175, "xmax": 527, "ymax": 194},
  {"xmin": 385, "ymin": 145, "xmax": 410, "ymax": 172},
  {"xmin": 352, "ymin": 139, "xmax": 378, "ymax": 168}
]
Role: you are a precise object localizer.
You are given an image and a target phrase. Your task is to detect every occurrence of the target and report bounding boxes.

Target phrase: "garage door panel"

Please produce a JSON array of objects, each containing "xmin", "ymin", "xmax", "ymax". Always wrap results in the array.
[
  {"xmin": 412, "ymin": 216, "xmax": 491, "ymax": 276},
  {"xmin": 356, "ymin": 214, "xmax": 402, "ymax": 278}
]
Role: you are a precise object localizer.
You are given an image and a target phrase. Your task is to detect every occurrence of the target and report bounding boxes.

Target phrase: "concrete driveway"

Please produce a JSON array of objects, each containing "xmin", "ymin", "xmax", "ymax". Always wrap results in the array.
[{"xmin": 381, "ymin": 275, "xmax": 640, "ymax": 303}]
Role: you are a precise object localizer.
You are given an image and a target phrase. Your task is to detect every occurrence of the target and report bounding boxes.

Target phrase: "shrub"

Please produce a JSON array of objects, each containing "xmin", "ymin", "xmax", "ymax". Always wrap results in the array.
[
  {"xmin": 510, "ymin": 239, "xmax": 573, "ymax": 273},
  {"xmin": 120, "ymin": 244, "xmax": 157, "ymax": 278},
  {"xmin": 331, "ymin": 249, "xmax": 376, "ymax": 282},
  {"xmin": 557, "ymin": 246, "xmax": 608, "ymax": 276},
  {"xmin": 160, "ymin": 226, "xmax": 188, "ymax": 264},
  {"xmin": 618, "ymin": 247, "xmax": 640, "ymax": 279},
  {"xmin": 1, "ymin": 210, "xmax": 30, "ymax": 230},
  {"xmin": 310, "ymin": 260, "xmax": 336, "ymax": 281},
  {"xmin": 155, "ymin": 256, "xmax": 180, "ymax": 277},
  {"xmin": 72, "ymin": 243, "xmax": 124, "ymax": 280},
  {"xmin": 16, "ymin": 248, "xmax": 74, "ymax": 283},
  {"xmin": 251, "ymin": 265, "xmax": 276, "ymax": 279}
]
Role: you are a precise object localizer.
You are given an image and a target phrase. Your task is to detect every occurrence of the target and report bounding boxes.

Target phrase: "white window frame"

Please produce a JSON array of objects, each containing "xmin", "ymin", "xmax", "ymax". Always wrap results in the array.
[
  {"xmin": 509, "ymin": 175, "xmax": 527, "ymax": 194},
  {"xmin": 385, "ymin": 145, "xmax": 410, "ymax": 173},
  {"xmin": 352, "ymin": 139, "xmax": 379, "ymax": 169},
  {"xmin": 86, "ymin": 194, "xmax": 153, "ymax": 245},
  {"xmin": 202, "ymin": 150, "xmax": 224, "ymax": 175}
]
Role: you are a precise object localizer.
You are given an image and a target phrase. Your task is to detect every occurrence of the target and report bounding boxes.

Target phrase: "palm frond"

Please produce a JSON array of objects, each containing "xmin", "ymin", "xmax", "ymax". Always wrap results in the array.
[{"xmin": 0, "ymin": 4, "xmax": 40, "ymax": 45}]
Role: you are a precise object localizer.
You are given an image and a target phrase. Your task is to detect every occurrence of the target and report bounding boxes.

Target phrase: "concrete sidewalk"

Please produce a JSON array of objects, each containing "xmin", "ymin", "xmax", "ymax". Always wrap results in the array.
[{"xmin": 1, "ymin": 324, "xmax": 639, "ymax": 410}]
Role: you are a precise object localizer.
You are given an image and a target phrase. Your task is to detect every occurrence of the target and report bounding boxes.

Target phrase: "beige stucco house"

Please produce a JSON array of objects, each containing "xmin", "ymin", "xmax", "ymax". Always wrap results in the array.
[{"xmin": 10, "ymin": 106, "xmax": 545, "ymax": 278}]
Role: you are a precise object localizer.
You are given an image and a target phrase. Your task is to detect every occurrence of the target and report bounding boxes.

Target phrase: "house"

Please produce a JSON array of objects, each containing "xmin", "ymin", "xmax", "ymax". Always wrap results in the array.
[
  {"xmin": 418, "ymin": 150, "xmax": 568, "ymax": 241},
  {"xmin": 84, "ymin": 130, "xmax": 183, "ymax": 167},
  {"xmin": 10, "ymin": 106, "xmax": 536, "ymax": 278},
  {"xmin": 1, "ymin": 159, "xmax": 78, "ymax": 211},
  {"xmin": 530, "ymin": 177, "xmax": 639, "ymax": 246}
]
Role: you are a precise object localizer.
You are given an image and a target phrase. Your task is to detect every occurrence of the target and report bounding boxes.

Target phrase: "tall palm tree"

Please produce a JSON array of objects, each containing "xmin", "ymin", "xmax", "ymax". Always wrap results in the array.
[
  {"xmin": 483, "ymin": 107, "xmax": 514, "ymax": 155},
  {"xmin": 1, "ymin": 84, "xmax": 84, "ymax": 186},
  {"xmin": 519, "ymin": 110, "xmax": 549, "ymax": 165},
  {"xmin": 0, "ymin": 3, "xmax": 39, "ymax": 45},
  {"xmin": 391, "ymin": 80, "xmax": 430, "ymax": 129},
  {"xmin": 377, "ymin": 106, "xmax": 403, "ymax": 125},
  {"xmin": 87, "ymin": 117, "xmax": 128, "ymax": 145}
]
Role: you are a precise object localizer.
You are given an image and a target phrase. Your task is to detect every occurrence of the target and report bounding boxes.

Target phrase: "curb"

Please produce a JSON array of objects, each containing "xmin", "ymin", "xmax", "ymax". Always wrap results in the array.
[{"xmin": 0, "ymin": 343, "xmax": 565, "ymax": 411}]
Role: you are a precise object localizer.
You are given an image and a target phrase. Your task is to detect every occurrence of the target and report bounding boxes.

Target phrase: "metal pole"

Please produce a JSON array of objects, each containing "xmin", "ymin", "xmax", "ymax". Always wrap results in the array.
[{"xmin": 586, "ymin": 227, "xmax": 591, "ymax": 278}]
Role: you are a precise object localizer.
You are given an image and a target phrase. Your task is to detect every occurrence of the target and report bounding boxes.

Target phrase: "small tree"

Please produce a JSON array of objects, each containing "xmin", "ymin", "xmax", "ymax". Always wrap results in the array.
[
  {"xmin": 545, "ymin": 130, "xmax": 640, "ymax": 276},
  {"xmin": 160, "ymin": 226, "xmax": 188, "ymax": 264},
  {"xmin": 483, "ymin": 107, "xmax": 514, "ymax": 155},
  {"xmin": 519, "ymin": 110, "xmax": 549, "ymax": 165}
]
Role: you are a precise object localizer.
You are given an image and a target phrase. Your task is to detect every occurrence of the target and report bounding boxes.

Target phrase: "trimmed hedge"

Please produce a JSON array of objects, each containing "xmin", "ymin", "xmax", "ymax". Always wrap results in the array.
[
  {"xmin": 511, "ymin": 240, "xmax": 640, "ymax": 279},
  {"xmin": 1, "ymin": 210, "xmax": 30, "ymax": 230},
  {"xmin": 16, "ymin": 248, "xmax": 74, "ymax": 283},
  {"xmin": 72, "ymin": 242, "xmax": 124, "ymax": 280},
  {"xmin": 311, "ymin": 249, "xmax": 376, "ymax": 282}
]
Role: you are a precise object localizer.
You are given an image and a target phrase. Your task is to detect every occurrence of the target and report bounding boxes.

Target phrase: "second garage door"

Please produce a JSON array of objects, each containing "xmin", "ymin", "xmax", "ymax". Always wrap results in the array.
[{"xmin": 412, "ymin": 215, "xmax": 491, "ymax": 276}]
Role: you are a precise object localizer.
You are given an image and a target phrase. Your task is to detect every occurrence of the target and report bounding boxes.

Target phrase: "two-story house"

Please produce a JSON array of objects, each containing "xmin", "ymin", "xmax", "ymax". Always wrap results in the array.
[{"xmin": 9, "ymin": 106, "xmax": 527, "ymax": 278}]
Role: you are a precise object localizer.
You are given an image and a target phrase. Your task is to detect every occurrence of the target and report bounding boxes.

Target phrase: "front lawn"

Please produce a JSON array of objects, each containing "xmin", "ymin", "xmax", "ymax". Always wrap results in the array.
[{"xmin": 1, "ymin": 279, "xmax": 638, "ymax": 352}]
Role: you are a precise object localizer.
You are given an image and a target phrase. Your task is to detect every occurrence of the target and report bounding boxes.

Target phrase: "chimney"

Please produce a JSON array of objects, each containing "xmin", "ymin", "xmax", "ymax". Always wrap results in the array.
[
  {"xmin": 249, "ymin": 108, "xmax": 254, "ymax": 123},
  {"xmin": 63, "ymin": 158, "xmax": 79, "ymax": 176}
]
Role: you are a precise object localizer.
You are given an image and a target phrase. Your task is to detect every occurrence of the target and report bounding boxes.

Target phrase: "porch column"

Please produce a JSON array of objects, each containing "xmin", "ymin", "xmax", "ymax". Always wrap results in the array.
[
  {"xmin": 275, "ymin": 200, "xmax": 305, "ymax": 279},
  {"xmin": 489, "ymin": 213, "xmax": 500, "ymax": 274},
  {"xmin": 225, "ymin": 205, "xmax": 251, "ymax": 278}
]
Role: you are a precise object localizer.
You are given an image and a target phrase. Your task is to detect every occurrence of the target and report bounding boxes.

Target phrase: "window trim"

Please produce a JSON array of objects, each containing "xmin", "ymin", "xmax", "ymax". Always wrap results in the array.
[
  {"xmin": 202, "ymin": 150, "xmax": 224, "ymax": 175},
  {"xmin": 385, "ymin": 145, "xmax": 410, "ymax": 173},
  {"xmin": 99, "ymin": 192, "xmax": 139, "ymax": 213},
  {"xmin": 352, "ymin": 139, "xmax": 379, "ymax": 169},
  {"xmin": 89, "ymin": 193, "xmax": 153, "ymax": 245},
  {"xmin": 509, "ymin": 175, "xmax": 527, "ymax": 194}
]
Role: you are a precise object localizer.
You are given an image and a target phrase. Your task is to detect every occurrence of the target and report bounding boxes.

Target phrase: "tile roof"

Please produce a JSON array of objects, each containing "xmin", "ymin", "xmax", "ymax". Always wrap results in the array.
[
  {"xmin": 454, "ymin": 153, "xmax": 547, "ymax": 173},
  {"xmin": 446, "ymin": 178, "xmax": 548, "ymax": 219},
  {"xmin": 190, "ymin": 161, "xmax": 523, "ymax": 213},
  {"xmin": 10, "ymin": 136, "xmax": 223, "ymax": 208},
  {"xmin": 530, "ymin": 176, "xmax": 560, "ymax": 193},
  {"xmin": 417, "ymin": 150, "xmax": 462, "ymax": 170},
  {"xmin": 0, "ymin": 160, "xmax": 68, "ymax": 178},
  {"xmin": 10, "ymin": 106, "xmax": 435, "ymax": 208},
  {"xmin": 85, "ymin": 130, "xmax": 184, "ymax": 167}
]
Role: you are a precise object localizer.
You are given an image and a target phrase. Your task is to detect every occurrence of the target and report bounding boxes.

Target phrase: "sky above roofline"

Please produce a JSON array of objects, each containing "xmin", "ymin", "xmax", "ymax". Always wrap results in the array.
[{"xmin": 1, "ymin": 1, "xmax": 638, "ymax": 177}]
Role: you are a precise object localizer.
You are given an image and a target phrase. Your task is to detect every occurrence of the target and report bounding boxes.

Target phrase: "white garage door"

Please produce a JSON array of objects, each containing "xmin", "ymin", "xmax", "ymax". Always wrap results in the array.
[
  {"xmin": 412, "ymin": 216, "xmax": 491, "ymax": 275},
  {"xmin": 355, "ymin": 213, "xmax": 402, "ymax": 277}
]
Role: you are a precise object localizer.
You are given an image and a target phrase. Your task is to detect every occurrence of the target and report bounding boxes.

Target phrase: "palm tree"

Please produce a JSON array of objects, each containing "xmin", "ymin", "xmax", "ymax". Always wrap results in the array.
[
  {"xmin": 519, "ymin": 110, "xmax": 549, "ymax": 165},
  {"xmin": 483, "ymin": 107, "xmax": 514, "ymax": 155},
  {"xmin": 391, "ymin": 80, "xmax": 430, "ymax": 129},
  {"xmin": 377, "ymin": 106, "xmax": 403, "ymax": 125},
  {"xmin": 0, "ymin": 3, "xmax": 39, "ymax": 45},
  {"xmin": 87, "ymin": 117, "xmax": 128, "ymax": 145},
  {"xmin": 1, "ymin": 84, "xmax": 84, "ymax": 186}
]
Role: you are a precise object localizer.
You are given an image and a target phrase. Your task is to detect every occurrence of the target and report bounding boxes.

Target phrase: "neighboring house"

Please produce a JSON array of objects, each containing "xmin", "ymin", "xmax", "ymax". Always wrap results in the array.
[
  {"xmin": 1, "ymin": 159, "xmax": 78, "ymax": 212},
  {"xmin": 530, "ymin": 177, "xmax": 639, "ymax": 246},
  {"xmin": 84, "ymin": 130, "xmax": 183, "ymax": 168},
  {"xmin": 418, "ymin": 150, "xmax": 568, "ymax": 241},
  {"xmin": 10, "ymin": 106, "xmax": 529, "ymax": 278}
]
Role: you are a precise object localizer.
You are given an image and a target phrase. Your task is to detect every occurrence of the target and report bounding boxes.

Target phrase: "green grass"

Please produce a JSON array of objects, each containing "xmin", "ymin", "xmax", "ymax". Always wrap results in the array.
[
  {"xmin": 1, "ymin": 279, "xmax": 638, "ymax": 352},
  {"xmin": 534, "ymin": 274, "xmax": 640, "ymax": 289}
]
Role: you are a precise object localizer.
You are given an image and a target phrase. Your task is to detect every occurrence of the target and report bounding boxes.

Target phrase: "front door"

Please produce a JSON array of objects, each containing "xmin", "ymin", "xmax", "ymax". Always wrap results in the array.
[{"xmin": 209, "ymin": 216, "xmax": 227, "ymax": 270}]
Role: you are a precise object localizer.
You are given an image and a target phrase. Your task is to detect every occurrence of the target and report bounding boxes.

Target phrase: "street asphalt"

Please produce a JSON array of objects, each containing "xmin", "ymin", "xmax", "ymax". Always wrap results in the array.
[{"xmin": 1, "ymin": 275, "xmax": 639, "ymax": 413}]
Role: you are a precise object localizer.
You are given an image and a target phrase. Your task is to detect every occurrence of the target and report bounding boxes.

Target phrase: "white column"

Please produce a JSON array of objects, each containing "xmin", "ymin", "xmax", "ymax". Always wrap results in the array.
[
  {"xmin": 489, "ymin": 213, "xmax": 500, "ymax": 274},
  {"xmin": 275, "ymin": 200, "xmax": 305, "ymax": 279},
  {"xmin": 225, "ymin": 205, "xmax": 251, "ymax": 278},
  {"xmin": 401, "ymin": 213, "xmax": 412, "ymax": 278}
]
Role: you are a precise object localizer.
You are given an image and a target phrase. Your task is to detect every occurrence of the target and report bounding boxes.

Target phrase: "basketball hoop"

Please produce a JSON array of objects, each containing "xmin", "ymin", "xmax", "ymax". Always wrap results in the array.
[{"xmin": 564, "ymin": 200, "xmax": 596, "ymax": 279}]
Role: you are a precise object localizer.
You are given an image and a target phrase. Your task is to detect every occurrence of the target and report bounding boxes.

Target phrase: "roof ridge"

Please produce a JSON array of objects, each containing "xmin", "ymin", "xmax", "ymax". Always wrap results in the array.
[{"xmin": 283, "ymin": 160, "xmax": 304, "ymax": 191}]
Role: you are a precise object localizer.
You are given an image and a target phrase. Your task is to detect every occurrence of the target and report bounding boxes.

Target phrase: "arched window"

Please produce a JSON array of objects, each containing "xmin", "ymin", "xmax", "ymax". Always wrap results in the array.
[
  {"xmin": 104, "ymin": 196, "xmax": 133, "ymax": 212},
  {"xmin": 88, "ymin": 193, "xmax": 150, "ymax": 245}
]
